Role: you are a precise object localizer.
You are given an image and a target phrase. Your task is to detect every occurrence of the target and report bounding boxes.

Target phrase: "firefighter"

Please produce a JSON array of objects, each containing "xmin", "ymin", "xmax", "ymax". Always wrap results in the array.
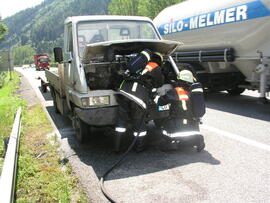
[
  {"xmin": 114, "ymin": 50, "xmax": 165, "ymax": 152},
  {"xmin": 154, "ymin": 69, "xmax": 206, "ymax": 151}
]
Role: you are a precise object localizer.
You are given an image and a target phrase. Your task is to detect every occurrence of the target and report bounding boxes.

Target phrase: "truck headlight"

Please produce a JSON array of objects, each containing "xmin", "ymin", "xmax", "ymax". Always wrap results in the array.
[{"xmin": 81, "ymin": 96, "xmax": 110, "ymax": 107}]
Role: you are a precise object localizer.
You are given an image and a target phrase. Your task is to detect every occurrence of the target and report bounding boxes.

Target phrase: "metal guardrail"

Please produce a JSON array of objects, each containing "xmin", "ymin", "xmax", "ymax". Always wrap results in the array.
[{"xmin": 0, "ymin": 107, "xmax": 22, "ymax": 203}]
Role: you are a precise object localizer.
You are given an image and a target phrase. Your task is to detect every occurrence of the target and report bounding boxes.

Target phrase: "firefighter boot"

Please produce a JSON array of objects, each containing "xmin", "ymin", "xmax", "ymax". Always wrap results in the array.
[
  {"xmin": 195, "ymin": 134, "xmax": 205, "ymax": 152},
  {"xmin": 178, "ymin": 134, "xmax": 205, "ymax": 152},
  {"xmin": 135, "ymin": 136, "xmax": 147, "ymax": 152},
  {"xmin": 159, "ymin": 138, "xmax": 179, "ymax": 151}
]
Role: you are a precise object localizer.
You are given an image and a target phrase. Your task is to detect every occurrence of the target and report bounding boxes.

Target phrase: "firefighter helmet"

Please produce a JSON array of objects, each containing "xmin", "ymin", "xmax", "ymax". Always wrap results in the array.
[
  {"xmin": 152, "ymin": 52, "xmax": 163, "ymax": 65},
  {"xmin": 179, "ymin": 70, "xmax": 194, "ymax": 83}
]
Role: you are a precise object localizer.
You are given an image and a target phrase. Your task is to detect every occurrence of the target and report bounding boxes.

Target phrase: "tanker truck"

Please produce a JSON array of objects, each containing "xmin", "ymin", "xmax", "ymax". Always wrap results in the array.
[{"xmin": 154, "ymin": 0, "xmax": 270, "ymax": 103}]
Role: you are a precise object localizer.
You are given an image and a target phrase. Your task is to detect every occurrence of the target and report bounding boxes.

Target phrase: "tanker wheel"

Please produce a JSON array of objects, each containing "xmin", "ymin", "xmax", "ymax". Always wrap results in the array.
[
  {"xmin": 226, "ymin": 87, "xmax": 245, "ymax": 95},
  {"xmin": 73, "ymin": 113, "xmax": 91, "ymax": 143}
]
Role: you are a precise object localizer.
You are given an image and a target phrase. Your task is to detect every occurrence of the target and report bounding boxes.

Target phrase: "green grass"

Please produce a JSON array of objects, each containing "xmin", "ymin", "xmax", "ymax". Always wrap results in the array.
[
  {"xmin": 16, "ymin": 104, "xmax": 87, "ymax": 202},
  {"xmin": 0, "ymin": 72, "xmax": 7, "ymax": 87},
  {"xmin": 0, "ymin": 71, "xmax": 26, "ymax": 171}
]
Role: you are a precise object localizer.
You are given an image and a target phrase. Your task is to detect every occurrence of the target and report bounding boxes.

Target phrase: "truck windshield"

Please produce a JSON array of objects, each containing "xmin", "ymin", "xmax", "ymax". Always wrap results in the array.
[
  {"xmin": 38, "ymin": 58, "xmax": 49, "ymax": 63},
  {"xmin": 77, "ymin": 20, "xmax": 159, "ymax": 57}
]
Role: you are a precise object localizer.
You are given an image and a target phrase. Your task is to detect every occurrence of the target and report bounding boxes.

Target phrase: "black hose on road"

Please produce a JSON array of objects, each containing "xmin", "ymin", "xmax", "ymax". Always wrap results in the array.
[{"xmin": 99, "ymin": 110, "xmax": 147, "ymax": 203}]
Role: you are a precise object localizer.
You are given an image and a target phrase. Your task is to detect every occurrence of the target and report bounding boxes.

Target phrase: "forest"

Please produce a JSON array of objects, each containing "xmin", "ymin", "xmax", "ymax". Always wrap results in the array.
[{"xmin": 0, "ymin": 0, "xmax": 183, "ymax": 65}]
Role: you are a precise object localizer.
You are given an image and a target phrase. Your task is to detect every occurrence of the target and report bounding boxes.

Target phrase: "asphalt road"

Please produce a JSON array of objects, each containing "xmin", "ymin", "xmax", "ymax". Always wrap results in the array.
[{"xmin": 16, "ymin": 67, "xmax": 270, "ymax": 203}]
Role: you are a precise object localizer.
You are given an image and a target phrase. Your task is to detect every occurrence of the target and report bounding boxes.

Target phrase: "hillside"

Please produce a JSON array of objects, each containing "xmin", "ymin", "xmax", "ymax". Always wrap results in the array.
[{"xmin": 0, "ymin": 0, "xmax": 110, "ymax": 54}]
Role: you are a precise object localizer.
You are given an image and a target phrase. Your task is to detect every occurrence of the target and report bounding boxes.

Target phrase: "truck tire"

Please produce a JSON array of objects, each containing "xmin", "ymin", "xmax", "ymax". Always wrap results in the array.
[
  {"xmin": 226, "ymin": 87, "xmax": 245, "ymax": 95},
  {"xmin": 41, "ymin": 80, "xmax": 47, "ymax": 93},
  {"xmin": 73, "ymin": 114, "xmax": 91, "ymax": 143},
  {"xmin": 50, "ymin": 87, "xmax": 59, "ymax": 113}
]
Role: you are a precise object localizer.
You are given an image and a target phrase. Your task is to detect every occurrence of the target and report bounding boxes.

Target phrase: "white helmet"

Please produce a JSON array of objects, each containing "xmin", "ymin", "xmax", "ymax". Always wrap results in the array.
[{"xmin": 178, "ymin": 70, "xmax": 194, "ymax": 83}]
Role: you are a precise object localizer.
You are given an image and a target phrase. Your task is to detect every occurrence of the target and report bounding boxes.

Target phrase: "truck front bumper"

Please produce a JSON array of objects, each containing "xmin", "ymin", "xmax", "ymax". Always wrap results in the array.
[{"xmin": 74, "ymin": 106, "xmax": 118, "ymax": 126}]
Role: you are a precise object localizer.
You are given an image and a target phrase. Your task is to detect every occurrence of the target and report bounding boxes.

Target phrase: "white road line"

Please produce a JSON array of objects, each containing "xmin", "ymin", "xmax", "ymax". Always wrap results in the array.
[{"xmin": 201, "ymin": 124, "xmax": 270, "ymax": 153}]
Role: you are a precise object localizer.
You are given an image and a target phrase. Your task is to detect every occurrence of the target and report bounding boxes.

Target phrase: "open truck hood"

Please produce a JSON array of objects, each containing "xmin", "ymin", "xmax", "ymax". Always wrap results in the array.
[{"xmin": 82, "ymin": 39, "xmax": 182, "ymax": 60}]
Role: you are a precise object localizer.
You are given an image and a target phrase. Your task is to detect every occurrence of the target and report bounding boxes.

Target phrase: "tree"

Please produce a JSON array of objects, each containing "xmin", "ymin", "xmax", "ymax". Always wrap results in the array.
[
  {"xmin": 0, "ymin": 17, "xmax": 8, "ymax": 41},
  {"xmin": 138, "ymin": 0, "xmax": 184, "ymax": 19},
  {"xmin": 0, "ymin": 0, "xmax": 110, "ymax": 54},
  {"xmin": 108, "ymin": 0, "xmax": 139, "ymax": 16},
  {"xmin": 13, "ymin": 45, "xmax": 35, "ymax": 66},
  {"xmin": 108, "ymin": 0, "xmax": 184, "ymax": 19}
]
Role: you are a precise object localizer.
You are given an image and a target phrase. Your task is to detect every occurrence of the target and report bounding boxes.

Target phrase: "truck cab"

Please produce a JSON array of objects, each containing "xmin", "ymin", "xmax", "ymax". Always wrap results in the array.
[
  {"xmin": 34, "ymin": 54, "xmax": 50, "ymax": 71},
  {"xmin": 46, "ymin": 16, "xmax": 180, "ymax": 142}
]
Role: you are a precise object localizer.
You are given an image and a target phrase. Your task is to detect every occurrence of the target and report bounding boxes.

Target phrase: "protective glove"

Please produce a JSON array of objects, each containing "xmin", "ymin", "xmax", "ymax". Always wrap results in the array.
[
  {"xmin": 154, "ymin": 89, "xmax": 178, "ymax": 106},
  {"xmin": 165, "ymin": 89, "xmax": 179, "ymax": 102}
]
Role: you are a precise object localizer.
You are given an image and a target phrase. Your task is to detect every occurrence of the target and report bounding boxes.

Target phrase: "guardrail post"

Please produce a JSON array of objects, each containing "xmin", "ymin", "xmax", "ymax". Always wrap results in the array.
[{"xmin": 0, "ymin": 107, "xmax": 22, "ymax": 203}]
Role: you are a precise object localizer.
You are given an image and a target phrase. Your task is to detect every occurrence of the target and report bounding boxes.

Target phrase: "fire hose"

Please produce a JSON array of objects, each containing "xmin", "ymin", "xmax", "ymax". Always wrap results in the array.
[{"xmin": 99, "ymin": 110, "xmax": 147, "ymax": 203}]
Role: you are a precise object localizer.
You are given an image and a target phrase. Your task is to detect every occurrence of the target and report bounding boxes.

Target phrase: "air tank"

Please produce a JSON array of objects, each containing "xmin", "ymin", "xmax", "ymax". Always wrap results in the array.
[{"xmin": 154, "ymin": 0, "xmax": 270, "ymax": 100}]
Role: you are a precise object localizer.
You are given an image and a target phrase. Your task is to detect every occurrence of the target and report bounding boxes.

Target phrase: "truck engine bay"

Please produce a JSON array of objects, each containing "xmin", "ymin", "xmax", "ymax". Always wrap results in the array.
[{"xmin": 81, "ymin": 39, "xmax": 180, "ymax": 91}]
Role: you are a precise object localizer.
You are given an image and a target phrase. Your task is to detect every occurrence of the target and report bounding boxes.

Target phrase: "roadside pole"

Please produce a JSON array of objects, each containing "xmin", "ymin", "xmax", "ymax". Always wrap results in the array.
[{"xmin": 8, "ymin": 49, "xmax": 12, "ymax": 80}]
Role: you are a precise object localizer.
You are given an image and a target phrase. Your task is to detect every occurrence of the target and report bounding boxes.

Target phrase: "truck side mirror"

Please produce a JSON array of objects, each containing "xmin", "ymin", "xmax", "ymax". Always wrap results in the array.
[{"xmin": 54, "ymin": 47, "xmax": 63, "ymax": 63}]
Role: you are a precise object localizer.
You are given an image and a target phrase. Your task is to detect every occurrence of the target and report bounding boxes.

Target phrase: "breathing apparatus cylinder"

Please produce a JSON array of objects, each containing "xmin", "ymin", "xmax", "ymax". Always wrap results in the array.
[
  {"xmin": 127, "ymin": 49, "xmax": 152, "ymax": 74},
  {"xmin": 189, "ymin": 83, "xmax": 205, "ymax": 118}
]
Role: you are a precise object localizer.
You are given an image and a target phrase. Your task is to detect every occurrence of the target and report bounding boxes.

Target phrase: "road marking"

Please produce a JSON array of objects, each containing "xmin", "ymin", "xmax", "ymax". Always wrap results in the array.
[{"xmin": 201, "ymin": 124, "xmax": 270, "ymax": 153}]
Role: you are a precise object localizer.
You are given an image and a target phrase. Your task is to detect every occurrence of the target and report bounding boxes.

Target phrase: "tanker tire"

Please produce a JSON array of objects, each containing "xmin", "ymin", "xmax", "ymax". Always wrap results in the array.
[
  {"xmin": 73, "ymin": 114, "xmax": 91, "ymax": 143},
  {"xmin": 226, "ymin": 87, "xmax": 245, "ymax": 95}
]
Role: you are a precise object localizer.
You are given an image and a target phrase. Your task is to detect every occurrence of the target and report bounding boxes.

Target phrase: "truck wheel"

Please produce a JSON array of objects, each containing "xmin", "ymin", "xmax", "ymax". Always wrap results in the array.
[
  {"xmin": 41, "ymin": 80, "xmax": 47, "ymax": 93},
  {"xmin": 50, "ymin": 87, "xmax": 59, "ymax": 113},
  {"xmin": 73, "ymin": 114, "xmax": 91, "ymax": 143},
  {"xmin": 226, "ymin": 87, "xmax": 245, "ymax": 95}
]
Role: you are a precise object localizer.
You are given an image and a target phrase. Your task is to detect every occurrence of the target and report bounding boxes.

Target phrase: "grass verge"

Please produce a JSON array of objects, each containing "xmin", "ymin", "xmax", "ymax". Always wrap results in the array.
[
  {"xmin": 0, "ymin": 71, "xmax": 25, "ymax": 171},
  {"xmin": 16, "ymin": 104, "xmax": 87, "ymax": 202},
  {"xmin": 0, "ymin": 72, "xmax": 87, "ymax": 202}
]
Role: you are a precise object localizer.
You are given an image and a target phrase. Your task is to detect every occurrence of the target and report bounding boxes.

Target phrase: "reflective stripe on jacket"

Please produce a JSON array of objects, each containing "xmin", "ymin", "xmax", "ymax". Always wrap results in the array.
[
  {"xmin": 175, "ymin": 87, "xmax": 189, "ymax": 101},
  {"xmin": 142, "ymin": 62, "xmax": 159, "ymax": 75}
]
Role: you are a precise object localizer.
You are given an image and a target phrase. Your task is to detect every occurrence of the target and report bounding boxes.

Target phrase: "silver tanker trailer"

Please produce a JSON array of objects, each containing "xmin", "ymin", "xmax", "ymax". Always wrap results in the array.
[{"xmin": 154, "ymin": 0, "xmax": 270, "ymax": 103}]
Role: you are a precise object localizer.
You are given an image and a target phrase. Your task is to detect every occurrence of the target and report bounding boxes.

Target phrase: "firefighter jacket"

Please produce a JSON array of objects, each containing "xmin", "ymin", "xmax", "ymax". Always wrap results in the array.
[
  {"xmin": 119, "ymin": 61, "xmax": 164, "ymax": 109},
  {"xmin": 156, "ymin": 82, "xmax": 205, "ymax": 119},
  {"xmin": 140, "ymin": 62, "xmax": 164, "ymax": 89}
]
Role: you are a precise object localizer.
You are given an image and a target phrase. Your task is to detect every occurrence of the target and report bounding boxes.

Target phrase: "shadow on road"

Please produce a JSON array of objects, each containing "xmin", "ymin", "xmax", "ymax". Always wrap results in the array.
[
  {"xmin": 205, "ymin": 92, "xmax": 270, "ymax": 122},
  {"xmin": 51, "ymin": 119, "xmax": 220, "ymax": 181},
  {"xmin": 38, "ymin": 86, "xmax": 52, "ymax": 101},
  {"xmin": 42, "ymin": 88, "xmax": 220, "ymax": 182}
]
